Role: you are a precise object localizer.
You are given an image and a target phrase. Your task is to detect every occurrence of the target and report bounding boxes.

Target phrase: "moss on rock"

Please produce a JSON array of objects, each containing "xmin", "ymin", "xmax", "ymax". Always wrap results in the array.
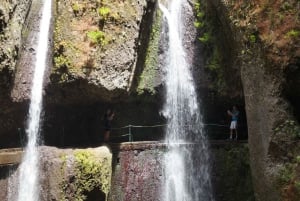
[
  {"xmin": 137, "ymin": 10, "xmax": 162, "ymax": 95},
  {"xmin": 59, "ymin": 148, "xmax": 112, "ymax": 201},
  {"xmin": 193, "ymin": 0, "xmax": 230, "ymax": 96}
]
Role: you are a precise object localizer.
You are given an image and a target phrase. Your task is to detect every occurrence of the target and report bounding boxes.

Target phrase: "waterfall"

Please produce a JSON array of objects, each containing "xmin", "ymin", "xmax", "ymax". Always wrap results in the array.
[
  {"xmin": 16, "ymin": 0, "xmax": 52, "ymax": 200},
  {"xmin": 160, "ymin": 0, "xmax": 214, "ymax": 201}
]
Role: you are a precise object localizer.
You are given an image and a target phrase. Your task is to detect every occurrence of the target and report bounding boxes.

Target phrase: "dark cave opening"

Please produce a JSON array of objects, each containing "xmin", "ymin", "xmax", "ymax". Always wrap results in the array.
[
  {"xmin": 42, "ymin": 100, "xmax": 165, "ymax": 147},
  {"xmin": 285, "ymin": 63, "xmax": 300, "ymax": 122},
  {"xmin": 84, "ymin": 188, "xmax": 106, "ymax": 201}
]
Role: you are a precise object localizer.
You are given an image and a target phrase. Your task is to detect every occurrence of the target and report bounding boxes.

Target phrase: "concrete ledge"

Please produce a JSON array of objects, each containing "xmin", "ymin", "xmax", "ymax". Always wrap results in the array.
[
  {"xmin": 0, "ymin": 148, "xmax": 23, "ymax": 166},
  {"xmin": 110, "ymin": 140, "xmax": 247, "ymax": 150},
  {"xmin": 0, "ymin": 140, "xmax": 247, "ymax": 165}
]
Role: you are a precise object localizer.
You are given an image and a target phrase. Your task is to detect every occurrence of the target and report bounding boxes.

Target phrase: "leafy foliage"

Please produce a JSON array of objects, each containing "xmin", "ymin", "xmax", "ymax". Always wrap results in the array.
[
  {"xmin": 59, "ymin": 151, "xmax": 111, "ymax": 201},
  {"xmin": 278, "ymin": 164, "xmax": 294, "ymax": 185},
  {"xmin": 274, "ymin": 120, "xmax": 300, "ymax": 139},
  {"xmin": 87, "ymin": 30, "xmax": 108, "ymax": 46},
  {"xmin": 285, "ymin": 30, "xmax": 300, "ymax": 38},
  {"xmin": 98, "ymin": 7, "xmax": 111, "ymax": 18},
  {"xmin": 199, "ymin": 32, "xmax": 210, "ymax": 43}
]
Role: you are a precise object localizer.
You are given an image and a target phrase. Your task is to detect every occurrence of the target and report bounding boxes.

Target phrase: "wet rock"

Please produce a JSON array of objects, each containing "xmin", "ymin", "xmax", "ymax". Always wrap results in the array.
[
  {"xmin": 206, "ymin": 0, "xmax": 300, "ymax": 200},
  {"xmin": 4, "ymin": 146, "xmax": 112, "ymax": 201}
]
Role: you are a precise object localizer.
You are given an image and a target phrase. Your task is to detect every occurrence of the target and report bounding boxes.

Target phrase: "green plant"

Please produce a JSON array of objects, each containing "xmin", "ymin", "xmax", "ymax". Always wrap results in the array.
[
  {"xmin": 199, "ymin": 32, "xmax": 211, "ymax": 43},
  {"xmin": 194, "ymin": 2, "xmax": 205, "ymax": 28},
  {"xmin": 295, "ymin": 181, "xmax": 300, "ymax": 193},
  {"xmin": 296, "ymin": 156, "xmax": 300, "ymax": 164},
  {"xmin": 72, "ymin": 3, "xmax": 80, "ymax": 13},
  {"xmin": 137, "ymin": 10, "xmax": 162, "ymax": 94},
  {"xmin": 87, "ymin": 30, "xmax": 107, "ymax": 45},
  {"xmin": 54, "ymin": 55, "xmax": 71, "ymax": 68},
  {"xmin": 278, "ymin": 164, "xmax": 294, "ymax": 185},
  {"xmin": 194, "ymin": 21, "xmax": 204, "ymax": 28},
  {"xmin": 60, "ymin": 150, "xmax": 111, "ymax": 201},
  {"xmin": 98, "ymin": 7, "xmax": 110, "ymax": 18},
  {"xmin": 280, "ymin": 2, "xmax": 292, "ymax": 11},
  {"xmin": 249, "ymin": 34, "xmax": 256, "ymax": 43},
  {"xmin": 274, "ymin": 120, "xmax": 300, "ymax": 138},
  {"xmin": 285, "ymin": 29, "xmax": 300, "ymax": 38}
]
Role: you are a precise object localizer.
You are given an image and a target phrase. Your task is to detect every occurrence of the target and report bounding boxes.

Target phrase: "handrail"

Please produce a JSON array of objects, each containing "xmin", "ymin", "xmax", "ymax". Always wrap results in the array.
[
  {"xmin": 17, "ymin": 123, "xmax": 246, "ymax": 144},
  {"xmin": 109, "ymin": 123, "xmax": 236, "ymax": 142}
]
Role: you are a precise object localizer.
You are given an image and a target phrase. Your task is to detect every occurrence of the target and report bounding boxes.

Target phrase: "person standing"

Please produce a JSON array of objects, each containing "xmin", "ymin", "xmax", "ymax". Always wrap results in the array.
[
  {"xmin": 227, "ymin": 105, "xmax": 239, "ymax": 140},
  {"xmin": 103, "ymin": 108, "xmax": 115, "ymax": 142}
]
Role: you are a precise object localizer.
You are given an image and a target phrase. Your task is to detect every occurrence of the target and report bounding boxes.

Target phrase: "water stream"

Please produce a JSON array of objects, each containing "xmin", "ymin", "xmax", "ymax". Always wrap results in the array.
[
  {"xmin": 160, "ymin": 0, "xmax": 214, "ymax": 200},
  {"xmin": 16, "ymin": 0, "xmax": 52, "ymax": 200}
]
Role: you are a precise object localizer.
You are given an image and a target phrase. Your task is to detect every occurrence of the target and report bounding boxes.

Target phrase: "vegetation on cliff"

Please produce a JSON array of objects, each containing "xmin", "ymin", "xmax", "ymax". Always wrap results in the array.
[
  {"xmin": 223, "ymin": 0, "xmax": 300, "ymax": 67},
  {"xmin": 53, "ymin": 0, "xmax": 115, "ymax": 80},
  {"xmin": 217, "ymin": 1, "xmax": 300, "ymax": 201},
  {"xmin": 137, "ymin": 9, "xmax": 162, "ymax": 95},
  {"xmin": 59, "ymin": 149, "xmax": 112, "ymax": 201},
  {"xmin": 52, "ymin": 0, "xmax": 147, "ymax": 98},
  {"xmin": 193, "ymin": 1, "xmax": 229, "ymax": 96}
]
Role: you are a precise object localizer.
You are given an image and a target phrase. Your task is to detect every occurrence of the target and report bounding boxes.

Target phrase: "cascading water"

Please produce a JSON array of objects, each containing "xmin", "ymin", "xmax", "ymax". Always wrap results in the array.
[
  {"xmin": 16, "ymin": 0, "xmax": 52, "ymax": 200},
  {"xmin": 160, "ymin": 0, "xmax": 214, "ymax": 200}
]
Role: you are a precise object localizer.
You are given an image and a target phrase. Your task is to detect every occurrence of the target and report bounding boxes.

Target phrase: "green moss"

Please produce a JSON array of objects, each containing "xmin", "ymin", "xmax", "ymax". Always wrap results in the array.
[
  {"xmin": 295, "ymin": 181, "xmax": 300, "ymax": 192},
  {"xmin": 249, "ymin": 34, "xmax": 257, "ymax": 43},
  {"xmin": 278, "ymin": 164, "xmax": 294, "ymax": 185},
  {"xmin": 194, "ymin": 21, "xmax": 204, "ymax": 28},
  {"xmin": 277, "ymin": 158, "xmax": 300, "ymax": 199},
  {"xmin": 72, "ymin": 3, "xmax": 80, "ymax": 12},
  {"xmin": 54, "ymin": 55, "xmax": 71, "ymax": 68},
  {"xmin": 199, "ymin": 32, "xmax": 211, "ymax": 43},
  {"xmin": 98, "ymin": 7, "xmax": 110, "ymax": 18},
  {"xmin": 274, "ymin": 120, "xmax": 300, "ymax": 139},
  {"xmin": 205, "ymin": 47, "xmax": 226, "ymax": 93},
  {"xmin": 194, "ymin": 2, "xmax": 210, "ymax": 43},
  {"xmin": 59, "ymin": 150, "xmax": 111, "ymax": 201},
  {"xmin": 280, "ymin": 2, "xmax": 292, "ymax": 11},
  {"xmin": 87, "ymin": 30, "xmax": 108, "ymax": 46},
  {"xmin": 285, "ymin": 29, "xmax": 300, "ymax": 38},
  {"xmin": 296, "ymin": 156, "xmax": 300, "ymax": 164},
  {"xmin": 137, "ymin": 10, "xmax": 162, "ymax": 95}
]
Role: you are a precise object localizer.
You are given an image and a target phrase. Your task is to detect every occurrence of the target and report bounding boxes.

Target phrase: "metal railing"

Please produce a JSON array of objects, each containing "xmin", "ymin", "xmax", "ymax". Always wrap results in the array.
[
  {"xmin": 17, "ymin": 123, "xmax": 248, "ymax": 145},
  {"xmin": 110, "ymin": 123, "xmax": 235, "ymax": 142}
]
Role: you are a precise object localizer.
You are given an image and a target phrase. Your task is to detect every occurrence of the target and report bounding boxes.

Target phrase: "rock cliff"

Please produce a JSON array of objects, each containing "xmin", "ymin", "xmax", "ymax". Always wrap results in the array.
[
  {"xmin": 205, "ymin": 0, "xmax": 300, "ymax": 200},
  {"xmin": 0, "ymin": 0, "xmax": 299, "ymax": 200},
  {"xmin": 0, "ymin": 0, "xmax": 32, "ymax": 147},
  {"xmin": 4, "ymin": 146, "xmax": 112, "ymax": 201}
]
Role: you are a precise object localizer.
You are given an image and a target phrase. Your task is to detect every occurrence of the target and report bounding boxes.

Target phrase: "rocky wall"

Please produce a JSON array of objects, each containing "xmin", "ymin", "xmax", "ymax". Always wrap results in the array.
[
  {"xmin": 109, "ymin": 142, "xmax": 254, "ymax": 201},
  {"xmin": 109, "ymin": 142, "xmax": 165, "ymax": 201},
  {"xmin": 0, "ymin": 143, "xmax": 254, "ymax": 201},
  {"xmin": 0, "ymin": 0, "xmax": 32, "ymax": 148},
  {"xmin": 3, "ymin": 146, "xmax": 112, "ymax": 201},
  {"xmin": 0, "ymin": 0, "xmax": 161, "ymax": 148},
  {"xmin": 47, "ymin": 0, "xmax": 157, "ymax": 104},
  {"xmin": 0, "ymin": 0, "xmax": 31, "ymax": 90},
  {"xmin": 206, "ymin": 0, "xmax": 300, "ymax": 200}
]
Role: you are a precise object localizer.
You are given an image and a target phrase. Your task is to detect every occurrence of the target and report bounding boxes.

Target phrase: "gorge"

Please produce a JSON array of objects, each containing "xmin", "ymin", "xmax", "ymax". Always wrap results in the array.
[{"xmin": 0, "ymin": 0, "xmax": 299, "ymax": 201}]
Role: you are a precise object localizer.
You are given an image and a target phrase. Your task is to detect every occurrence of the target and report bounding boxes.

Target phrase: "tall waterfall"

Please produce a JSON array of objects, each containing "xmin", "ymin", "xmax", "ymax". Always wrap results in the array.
[
  {"xmin": 17, "ymin": 0, "xmax": 52, "ymax": 200},
  {"xmin": 160, "ymin": 0, "xmax": 214, "ymax": 200}
]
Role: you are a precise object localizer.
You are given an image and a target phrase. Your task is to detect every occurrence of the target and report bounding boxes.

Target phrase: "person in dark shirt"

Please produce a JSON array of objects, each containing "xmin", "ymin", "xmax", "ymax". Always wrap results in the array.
[
  {"xmin": 227, "ymin": 105, "xmax": 239, "ymax": 140},
  {"xmin": 104, "ymin": 109, "xmax": 115, "ymax": 142}
]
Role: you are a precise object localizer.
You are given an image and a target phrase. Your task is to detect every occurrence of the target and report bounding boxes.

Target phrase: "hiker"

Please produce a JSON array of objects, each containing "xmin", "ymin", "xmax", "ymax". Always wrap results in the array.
[
  {"xmin": 227, "ymin": 105, "xmax": 239, "ymax": 140},
  {"xmin": 103, "ymin": 108, "xmax": 115, "ymax": 142}
]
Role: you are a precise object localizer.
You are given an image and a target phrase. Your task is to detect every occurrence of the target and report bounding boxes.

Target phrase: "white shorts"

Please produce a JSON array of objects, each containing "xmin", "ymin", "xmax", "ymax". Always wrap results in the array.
[{"xmin": 230, "ymin": 121, "xmax": 237, "ymax": 129}]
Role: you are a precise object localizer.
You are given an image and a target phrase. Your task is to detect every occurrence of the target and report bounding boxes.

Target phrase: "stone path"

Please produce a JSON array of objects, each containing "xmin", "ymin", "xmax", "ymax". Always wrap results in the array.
[{"xmin": 0, "ymin": 140, "xmax": 248, "ymax": 165}]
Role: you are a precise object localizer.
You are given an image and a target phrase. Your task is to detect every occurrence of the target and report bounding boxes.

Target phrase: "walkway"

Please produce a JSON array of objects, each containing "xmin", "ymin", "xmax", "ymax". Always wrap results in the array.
[{"xmin": 0, "ymin": 140, "xmax": 247, "ymax": 166}]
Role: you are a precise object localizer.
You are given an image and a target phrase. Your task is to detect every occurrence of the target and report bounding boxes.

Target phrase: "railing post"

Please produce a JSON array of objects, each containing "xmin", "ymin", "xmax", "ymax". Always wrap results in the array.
[
  {"xmin": 18, "ymin": 128, "xmax": 23, "ymax": 147},
  {"xmin": 129, "ymin": 125, "xmax": 133, "ymax": 142}
]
